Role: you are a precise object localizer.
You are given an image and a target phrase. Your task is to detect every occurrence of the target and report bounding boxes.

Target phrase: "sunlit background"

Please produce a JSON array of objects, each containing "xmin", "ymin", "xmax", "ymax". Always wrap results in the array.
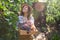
[{"xmin": 0, "ymin": 0, "xmax": 60, "ymax": 40}]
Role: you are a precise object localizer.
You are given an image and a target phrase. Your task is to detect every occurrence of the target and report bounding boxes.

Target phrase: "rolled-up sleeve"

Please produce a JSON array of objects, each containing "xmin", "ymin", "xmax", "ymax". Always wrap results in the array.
[
  {"xmin": 18, "ymin": 16, "xmax": 24, "ymax": 23},
  {"xmin": 30, "ymin": 16, "xmax": 34, "ymax": 24}
]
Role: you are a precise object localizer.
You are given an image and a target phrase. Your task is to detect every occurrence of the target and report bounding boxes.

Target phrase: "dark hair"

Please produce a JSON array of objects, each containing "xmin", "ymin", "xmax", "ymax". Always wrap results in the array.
[{"xmin": 20, "ymin": 3, "xmax": 33, "ymax": 20}]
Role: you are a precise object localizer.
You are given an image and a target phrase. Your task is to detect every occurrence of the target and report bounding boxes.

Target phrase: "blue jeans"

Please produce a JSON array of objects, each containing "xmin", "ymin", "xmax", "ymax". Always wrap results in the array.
[
  {"xmin": 18, "ymin": 23, "xmax": 31, "ymax": 31},
  {"xmin": 20, "ymin": 26, "xmax": 31, "ymax": 32}
]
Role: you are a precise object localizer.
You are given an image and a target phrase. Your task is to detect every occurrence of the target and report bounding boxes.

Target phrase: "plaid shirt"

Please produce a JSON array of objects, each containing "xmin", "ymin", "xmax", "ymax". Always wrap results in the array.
[
  {"xmin": 17, "ymin": 15, "xmax": 34, "ymax": 28},
  {"xmin": 18, "ymin": 16, "xmax": 34, "ymax": 24}
]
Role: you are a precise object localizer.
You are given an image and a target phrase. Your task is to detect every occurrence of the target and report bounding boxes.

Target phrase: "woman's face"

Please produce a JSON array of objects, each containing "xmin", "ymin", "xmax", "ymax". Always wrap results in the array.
[{"xmin": 22, "ymin": 6, "xmax": 28, "ymax": 13}]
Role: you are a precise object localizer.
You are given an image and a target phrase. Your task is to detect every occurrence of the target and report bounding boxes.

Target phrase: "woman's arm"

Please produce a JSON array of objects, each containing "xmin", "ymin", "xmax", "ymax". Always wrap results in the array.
[
  {"xmin": 18, "ymin": 16, "xmax": 24, "ymax": 29},
  {"xmin": 29, "ymin": 16, "xmax": 38, "ymax": 32}
]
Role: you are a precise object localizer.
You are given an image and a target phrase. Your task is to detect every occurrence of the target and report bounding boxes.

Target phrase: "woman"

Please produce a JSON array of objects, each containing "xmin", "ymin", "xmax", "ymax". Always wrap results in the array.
[{"xmin": 18, "ymin": 3, "xmax": 38, "ymax": 34}]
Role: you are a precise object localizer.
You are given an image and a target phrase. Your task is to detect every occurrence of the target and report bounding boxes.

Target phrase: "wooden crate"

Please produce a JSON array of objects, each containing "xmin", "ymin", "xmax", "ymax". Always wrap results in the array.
[
  {"xmin": 18, "ymin": 30, "xmax": 33, "ymax": 40},
  {"xmin": 19, "ymin": 30, "xmax": 31, "ymax": 35},
  {"xmin": 19, "ymin": 35, "xmax": 33, "ymax": 40}
]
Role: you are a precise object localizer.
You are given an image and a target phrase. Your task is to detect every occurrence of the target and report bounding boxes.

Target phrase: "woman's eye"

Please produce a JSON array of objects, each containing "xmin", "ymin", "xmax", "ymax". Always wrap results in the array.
[{"xmin": 25, "ymin": 8, "xmax": 28, "ymax": 9}]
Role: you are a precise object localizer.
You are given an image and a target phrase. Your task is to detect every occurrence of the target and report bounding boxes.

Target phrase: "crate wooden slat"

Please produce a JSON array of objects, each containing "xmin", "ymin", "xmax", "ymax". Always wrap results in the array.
[{"xmin": 18, "ymin": 30, "xmax": 33, "ymax": 40}]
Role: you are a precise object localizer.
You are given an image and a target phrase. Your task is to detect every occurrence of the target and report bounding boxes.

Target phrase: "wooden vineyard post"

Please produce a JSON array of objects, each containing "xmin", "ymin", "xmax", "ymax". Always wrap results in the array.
[{"xmin": 33, "ymin": 2, "xmax": 47, "ymax": 32}]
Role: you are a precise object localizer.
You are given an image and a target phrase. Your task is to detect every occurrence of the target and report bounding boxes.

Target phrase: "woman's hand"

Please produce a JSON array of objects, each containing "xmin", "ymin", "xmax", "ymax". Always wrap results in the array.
[
  {"xmin": 23, "ymin": 23, "xmax": 29, "ymax": 27},
  {"xmin": 27, "ymin": 20, "xmax": 32, "ymax": 26},
  {"xmin": 27, "ymin": 20, "xmax": 38, "ymax": 32}
]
